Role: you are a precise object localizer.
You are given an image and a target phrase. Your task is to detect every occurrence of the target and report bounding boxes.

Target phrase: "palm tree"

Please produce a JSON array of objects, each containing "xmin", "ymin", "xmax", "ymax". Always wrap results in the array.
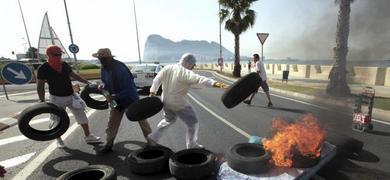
[
  {"xmin": 219, "ymin": 0, "xmax": 257, "ymax": 77},
  {"xmin": 326, "ymin": 0, "xmax": 354, "ymax": 96}
]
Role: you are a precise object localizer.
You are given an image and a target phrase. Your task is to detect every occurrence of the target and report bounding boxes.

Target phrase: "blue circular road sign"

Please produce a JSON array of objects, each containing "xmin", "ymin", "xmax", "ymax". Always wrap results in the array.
[
  {"xmin": 1, "ymin": 62, "xmax": 33, "ymax": 85},
  {"xmin": 68, "ymin": 44, "xmax": 79, "ymax": 53}
]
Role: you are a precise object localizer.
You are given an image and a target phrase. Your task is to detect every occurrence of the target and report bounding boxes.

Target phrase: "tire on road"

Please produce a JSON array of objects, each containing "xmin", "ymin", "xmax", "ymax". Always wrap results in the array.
[
  {"xmin": 125, "ymin": 97, "xmax": 163, "ymax": 121},
  {"xmin": 221, "ymin": 72, "xmax": 261, "ymax": 108},
  {"xmin": 226, "ymin": 143, "xmax": 270, "ymax": 174},
  {"xmin": 128, "ymin": 145, "xmax": 173, "ymax": 175},
  {"xmin": 169, "ymin": 148, "xmax": 216, "ymax": 180},
  {"xmin": 80, "ymin": 84, "xmax": 108, "ymax": 110},
  {"xmin": 57, "ymin": 164, "xmax": 116, "ymax": 180},
  {"xmin": 18, "ymin": 102, "xmax": 70, "ymax": 141}
]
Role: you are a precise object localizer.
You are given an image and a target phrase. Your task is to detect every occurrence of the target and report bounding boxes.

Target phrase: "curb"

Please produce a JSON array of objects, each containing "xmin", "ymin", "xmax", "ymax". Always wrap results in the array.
[{"xmin": 206, "ymin": 70, "xmax": 390, "ymax": 123}]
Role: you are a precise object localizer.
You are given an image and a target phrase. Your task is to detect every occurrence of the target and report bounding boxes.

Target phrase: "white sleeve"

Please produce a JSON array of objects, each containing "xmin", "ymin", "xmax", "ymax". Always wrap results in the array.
[
  {"xmin": 179, "ymin": 69, "xmax": 216, "ymax": 87},
  {"xmin": 150, "ymin": 68, "xmax": 164, "ymax": 93}
]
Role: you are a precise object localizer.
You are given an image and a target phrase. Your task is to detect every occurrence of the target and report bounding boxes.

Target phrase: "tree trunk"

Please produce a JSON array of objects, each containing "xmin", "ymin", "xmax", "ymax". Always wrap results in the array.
[
  {"xmin": 233, "ymin": 33, "xmax": 241, "ymax": 77},
  {"xmin": 327, "ymin": 0, "xmax": 351, "ymax": 97}
]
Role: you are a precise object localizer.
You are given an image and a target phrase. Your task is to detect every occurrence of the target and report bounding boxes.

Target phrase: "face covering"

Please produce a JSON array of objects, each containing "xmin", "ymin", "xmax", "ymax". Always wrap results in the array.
[
  {"xmin": 48, "ymin": 55, "xmax": 62, "ymax": 72},
  {"xmin": 99, "ymin": 58, "xmax": 112, "ymax": 69}
]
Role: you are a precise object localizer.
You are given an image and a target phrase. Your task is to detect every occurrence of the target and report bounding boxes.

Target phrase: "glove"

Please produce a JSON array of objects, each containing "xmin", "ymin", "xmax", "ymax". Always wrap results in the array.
[
  {"xmin": 149, "ymin": 92, "xmax": 156, "ymax": 97},
  {"xmin": 213, "ymin": 82, "xmax": 227, "ymax": 89}
]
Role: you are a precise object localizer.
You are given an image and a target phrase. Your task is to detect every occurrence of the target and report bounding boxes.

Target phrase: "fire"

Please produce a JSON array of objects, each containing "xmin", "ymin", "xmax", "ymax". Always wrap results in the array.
[{"xmin": 263, "ymin": 114, "xmax": 325, "ymax": 167}]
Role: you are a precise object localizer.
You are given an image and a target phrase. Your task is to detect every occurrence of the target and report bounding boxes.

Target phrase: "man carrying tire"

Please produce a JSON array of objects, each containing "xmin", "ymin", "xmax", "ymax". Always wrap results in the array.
[
  {"xmin": 37, "ymin": 45, "xmax": 101, "ymax": 148},
  {"xmin": 148, "ymin": 53, "xmax": 227, "ymax": 149},
  {"xmin": 92, "ymin": 48, "xmax": 153, "ymax": 154},
  {"xmin": 243, "ymin": 54, "xmax": 273, "ymax": 107}
]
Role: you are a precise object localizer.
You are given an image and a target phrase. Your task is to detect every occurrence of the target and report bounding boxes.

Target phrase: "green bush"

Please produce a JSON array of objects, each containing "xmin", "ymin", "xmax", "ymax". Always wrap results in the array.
[{"xmin": 80, "ymin": 64, "xmax": 100, "ymax": 70}]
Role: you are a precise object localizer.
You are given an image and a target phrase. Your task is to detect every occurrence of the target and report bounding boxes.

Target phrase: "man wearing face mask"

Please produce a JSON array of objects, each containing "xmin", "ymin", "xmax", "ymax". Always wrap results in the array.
[
  {"xmin": 92, "ymin": 48, "xmax": 153, "ymax": 154},
  {"xmin": 148, "ymin": 53, "xmax": 227, "ymax": 149},
  {"xmin": 37, "ymin": 45, "xmax": 101, "ymax": 148}
]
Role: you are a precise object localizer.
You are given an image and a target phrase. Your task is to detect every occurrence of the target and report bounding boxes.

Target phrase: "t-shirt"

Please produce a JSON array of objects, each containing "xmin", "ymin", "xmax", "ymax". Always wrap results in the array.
[
  {"xmin": 255, "ymin": 61, "xmax": 267, "ymax": 81},
  {"xmin": 37, "ymin": 62, "xmax": 74, "ymax": 96}
]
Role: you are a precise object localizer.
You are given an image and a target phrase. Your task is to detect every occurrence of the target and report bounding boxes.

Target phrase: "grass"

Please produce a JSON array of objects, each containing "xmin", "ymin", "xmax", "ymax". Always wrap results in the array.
[
  {"xmin": 78, "ymin": 69, "xmax": 100, "ymax": 74},
  {"xmin": 214, "ymin": 71, "xmax": 390, "ymax": 111}
]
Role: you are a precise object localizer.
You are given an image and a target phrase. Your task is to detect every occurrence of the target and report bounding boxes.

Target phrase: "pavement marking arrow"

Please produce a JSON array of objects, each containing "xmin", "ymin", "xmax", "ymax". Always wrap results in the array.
[
  {"xmin": 6, "ymin": 67, "xmax": 26, "ymax": 79},
  {"xmin": 0, "ymin": 152, "xmax": 36, "ymax": 169}
]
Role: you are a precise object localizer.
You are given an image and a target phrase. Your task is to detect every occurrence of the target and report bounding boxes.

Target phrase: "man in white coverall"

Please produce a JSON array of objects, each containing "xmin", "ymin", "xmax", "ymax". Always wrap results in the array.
[{"xmin": 148, "ymin": 53, "xmax": 226, "ymax": 149}]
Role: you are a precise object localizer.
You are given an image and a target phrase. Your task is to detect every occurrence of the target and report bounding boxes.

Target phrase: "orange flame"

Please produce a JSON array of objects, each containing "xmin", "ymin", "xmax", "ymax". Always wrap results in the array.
[{"xmin": 263, "ymin": 114, "xmax": 325, "ymax": 167}]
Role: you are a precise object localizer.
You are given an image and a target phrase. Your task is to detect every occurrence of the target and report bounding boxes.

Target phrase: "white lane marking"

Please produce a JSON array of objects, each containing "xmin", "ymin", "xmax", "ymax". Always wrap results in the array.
[
  {"xmin": 0, "ymin": 153, "xmax": 36, "ymax": 169},
  {"xmin": 0, "ymin": 90, "xmax": 36, "ymax": 98},
  {"xmin": 210, "ymin": 71, "xmax": 390, "ymax": 126},
  {"xmin": 12, "ymin": 109, "xmax": 96, "ymax": 180},
  {"xmin": 188, "ymin": 93, "xmax": 251, "ymax": 138},
  {"xmin": 28, "ymin": 114, "xmax": 74, "ymax": 125},
  {"xmin": 0, "ymin": 135, "xmax": 27, "ymax": 146}
]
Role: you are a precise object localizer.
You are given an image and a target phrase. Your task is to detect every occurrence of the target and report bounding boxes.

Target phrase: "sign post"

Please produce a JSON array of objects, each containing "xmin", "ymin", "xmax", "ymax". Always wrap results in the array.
[
  {"xmin": 0, "ymin": 72, "xmax": 9, "ymax": 100},
  {"xmin": 256, "ymin": 33, "xmax": 269, "ymax": 61}
]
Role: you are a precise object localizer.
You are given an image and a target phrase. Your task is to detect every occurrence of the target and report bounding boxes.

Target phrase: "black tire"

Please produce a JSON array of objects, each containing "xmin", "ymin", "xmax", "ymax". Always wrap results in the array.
[
  {"xmin": 226, "ymin": 143, "xmax": 270, "ymax": 174},
  {"xmin": 18, "ymin": 103, "xmax": 70, "ymax": 141},
  {"xmin": 221, "ymin": 72, "xmax": 261, "ymax": 108},
  {"xmin": 80, "ymin": 84, "xmax": 108, "ymax": 110},
  {"xmin": 128, "ymin": 145, "xmax": 173, "ymax": 175},
  {"xmin": 125, "ymin": 97, "xmax": 163, "ymax": 121},
  {"xmin": 326, "ymin": 132, "xmax": 364, "ymax": 158},
  {"xmin": 169, "ymin": 148, "xmax": 216, "ymax": 180},
  {"xmin": 57, "ymin": 164, "xmax": 116, "ymax": 180}
]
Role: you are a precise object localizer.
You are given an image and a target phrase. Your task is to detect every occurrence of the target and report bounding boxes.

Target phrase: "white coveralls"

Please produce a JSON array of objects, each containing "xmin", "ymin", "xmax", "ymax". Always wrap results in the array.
[{"xmin": 149, "ymin": 63, "xmax": 216, "ymax": 148}]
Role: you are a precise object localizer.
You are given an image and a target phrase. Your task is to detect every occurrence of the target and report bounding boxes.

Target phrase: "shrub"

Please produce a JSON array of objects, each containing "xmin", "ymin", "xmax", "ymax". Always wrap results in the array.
[{"xmin": 80, "ymin": 64, "xmax": 100, "ymax": 70}]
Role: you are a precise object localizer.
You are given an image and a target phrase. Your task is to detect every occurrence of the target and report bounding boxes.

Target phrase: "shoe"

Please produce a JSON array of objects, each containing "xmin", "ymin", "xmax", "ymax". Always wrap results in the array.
[
  {"xmin": 96, "ymin": 145, "xmax": 113, "ymax": 155},
  {"xmin": 49, "ymin": 119, "xmax": 60, "ymax": 129},
  {"xmin": 85, "ymin": 135, "xmax": 102, "ymax": 144},
  {"xmin": 56, "ymin": 138, "xmax": 66, "ymax": 149},
  {"xmin": 243, "ymin": 100, "xmax": 251, "ymax": 105},
  {"xmin": 188, "ymin": 143, "xmax": 205, "ymax": 149},
  {"xmin": 267, "ymin": 102, "xmax": 273, "ymax": 107}
]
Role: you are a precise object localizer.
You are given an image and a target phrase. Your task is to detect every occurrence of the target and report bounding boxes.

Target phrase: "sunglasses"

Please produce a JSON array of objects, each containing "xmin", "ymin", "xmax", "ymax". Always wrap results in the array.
[{"xmin": 51, "ymin": 53, "xmax": 62, "ymax": 57}]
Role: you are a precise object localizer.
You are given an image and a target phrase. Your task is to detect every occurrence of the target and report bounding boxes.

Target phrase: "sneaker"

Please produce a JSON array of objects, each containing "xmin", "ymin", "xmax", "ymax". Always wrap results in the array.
[
  {"xmin": 243, "ymin": 100, "xmax": 251, "ymax": 105},
  {"xmin": 85, "ymin": 135, "xmax": 102, "ymax": 144},
  {"xmin": 56, "ymin": 138, "xmax": 66, "ymax": 149},
  {"xmin": 96, "ymin": 145, "xmax": 113, "ymax": 155},
  {"xmin": 188, "ymin": 143, "xmax": 205, "ymax": 149},
  {"xmin": 267, "ymin": 102, "xmax": 273, "ymax": 108}
]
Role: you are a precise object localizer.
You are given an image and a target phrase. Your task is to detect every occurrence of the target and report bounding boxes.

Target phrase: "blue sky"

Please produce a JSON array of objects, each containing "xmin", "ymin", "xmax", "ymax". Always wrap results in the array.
[{"xmin": 1, "ymin": 0, "xmax": 385, "ymax": 62}]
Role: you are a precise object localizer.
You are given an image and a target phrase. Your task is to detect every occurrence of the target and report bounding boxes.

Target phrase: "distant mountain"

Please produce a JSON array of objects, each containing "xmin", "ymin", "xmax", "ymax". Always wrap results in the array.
[{"xmin": 143, "ymin": 34, "xmax": 233, "ymax": 62}]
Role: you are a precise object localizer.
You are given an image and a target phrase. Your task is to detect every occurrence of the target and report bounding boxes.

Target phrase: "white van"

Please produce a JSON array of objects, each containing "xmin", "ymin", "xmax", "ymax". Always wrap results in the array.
[{"xmin": 131, "ymin": 63, "xmax": 163, "ymax": 90}]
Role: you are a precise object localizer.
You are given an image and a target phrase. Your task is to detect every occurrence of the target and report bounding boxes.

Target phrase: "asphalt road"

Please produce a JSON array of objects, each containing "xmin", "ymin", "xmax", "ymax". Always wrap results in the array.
[{"xmin": 1, "ymin": 71, "xmax": 390, "ymax": 179}]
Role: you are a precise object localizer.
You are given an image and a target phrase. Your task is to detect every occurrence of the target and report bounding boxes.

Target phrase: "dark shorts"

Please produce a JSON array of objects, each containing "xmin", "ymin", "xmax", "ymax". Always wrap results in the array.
[{"xmin": 257, "ymin": 80, "xmax": 269, "ymax": 92}]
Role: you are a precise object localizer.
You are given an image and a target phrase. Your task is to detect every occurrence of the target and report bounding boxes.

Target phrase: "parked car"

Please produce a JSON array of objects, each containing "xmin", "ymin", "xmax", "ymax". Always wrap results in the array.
[{"xmin": 131, "ymin": 63, "xmax": 163, "ymax": 90}]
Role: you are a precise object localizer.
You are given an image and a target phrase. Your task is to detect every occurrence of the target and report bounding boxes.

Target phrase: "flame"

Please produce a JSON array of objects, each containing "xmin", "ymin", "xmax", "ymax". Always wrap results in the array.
[{"xmin": 263, "ymin": 114, "xmax": 325, "ymax": 167}]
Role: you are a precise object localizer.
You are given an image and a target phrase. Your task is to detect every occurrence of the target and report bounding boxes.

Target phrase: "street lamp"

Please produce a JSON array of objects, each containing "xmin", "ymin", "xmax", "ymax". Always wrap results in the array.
[{"xmin": 132, "ymin": 0, "xmax": 142, "ymax": 64}]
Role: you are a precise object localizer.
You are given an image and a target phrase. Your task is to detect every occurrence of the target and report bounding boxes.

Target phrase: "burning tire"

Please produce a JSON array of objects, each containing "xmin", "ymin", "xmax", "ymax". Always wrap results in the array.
[
  {"xmin": 80, "ymin": 84, "xmax": 108, "ymax": 110},
  {"xmin": 226, "ymin": 143, "xmax": 270, "ymax": 174},
  {"xmin": 125, "ymin": 97, "xmax": 163, "ymax": 122},
  {"xmin": 128, "ymin": 145, "xmax": 173, "ymax": 175},
  {"xmin": 221, "ymin": 72, "xmax": 261, "ymax": 108},
  {"xmin": 57, "ymin": 165, "xmax": 116, "ymax": 180},
  {"xmin": 18, "ymin": 103, "xmax": 69, "ymax": 141},
  {"xmin": 169, "ymin": 148, "xmax": 216, "ymax": 180}
]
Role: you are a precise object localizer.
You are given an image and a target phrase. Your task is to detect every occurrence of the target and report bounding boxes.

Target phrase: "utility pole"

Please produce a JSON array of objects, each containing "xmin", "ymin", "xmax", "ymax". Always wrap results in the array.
[
  {"xmin": 132, "ymin": 0, "xmax": 142, "ymax": 64},
  {"xmin": 17, "ymin": 0, "xmax": 33, "ymax": 60},
  {"xmin": 63, "ymin": 0, "xmax": 79, "ymax": 72},
  {"xmin": 219, "ymin": 4, "xmax": 222, "ymax": 60}
]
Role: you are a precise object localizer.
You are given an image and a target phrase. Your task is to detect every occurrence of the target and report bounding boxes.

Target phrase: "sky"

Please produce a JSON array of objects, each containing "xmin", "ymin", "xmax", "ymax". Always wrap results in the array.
[{"xmin": 1, "ymin": 0, "xmax": 389, "ymax": 62}]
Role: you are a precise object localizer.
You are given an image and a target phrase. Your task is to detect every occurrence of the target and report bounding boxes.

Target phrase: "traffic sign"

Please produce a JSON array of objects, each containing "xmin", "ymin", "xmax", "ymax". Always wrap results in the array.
[
  {"xmin": 256, "ymin": 33, "xmax": 269, "ymax": 45},
  {"xmin": 1, "ymin": 62, "xmax": 33, "ymax": 85},
  {"xmin": 68, "ymin": 44, "xmax": 79, "ymax": 53}
]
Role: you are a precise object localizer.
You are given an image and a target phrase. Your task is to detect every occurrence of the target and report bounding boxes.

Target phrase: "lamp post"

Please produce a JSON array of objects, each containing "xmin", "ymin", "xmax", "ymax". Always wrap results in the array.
[
  {"xmin": 17, "ymin": 0, "xmax": 33, "ymax": 59},
  {"xmin": 63, "ymin": 0, "xmax": 79, "ymax": 72},
  {"xmin": 132, "ymin": 0, "xmax": 142, "ymax": 64}
]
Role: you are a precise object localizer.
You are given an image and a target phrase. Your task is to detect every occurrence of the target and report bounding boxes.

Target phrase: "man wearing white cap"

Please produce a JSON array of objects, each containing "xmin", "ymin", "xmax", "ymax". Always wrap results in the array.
[{"xmin": 148, "ymin": 53, "xmax": 226, "ymax": 149}]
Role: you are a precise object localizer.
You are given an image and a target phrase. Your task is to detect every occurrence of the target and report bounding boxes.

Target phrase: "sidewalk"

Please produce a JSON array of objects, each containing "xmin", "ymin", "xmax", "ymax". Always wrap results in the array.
[{"xmin": 208, "ymin": 70, "xmax": 390, "ymax": 123}]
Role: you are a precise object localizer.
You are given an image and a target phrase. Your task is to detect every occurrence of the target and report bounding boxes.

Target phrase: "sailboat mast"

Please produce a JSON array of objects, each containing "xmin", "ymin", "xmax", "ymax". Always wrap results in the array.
[{"xmin": 46, "ymin": 13, "xmax": 55, "ymax": 45}]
